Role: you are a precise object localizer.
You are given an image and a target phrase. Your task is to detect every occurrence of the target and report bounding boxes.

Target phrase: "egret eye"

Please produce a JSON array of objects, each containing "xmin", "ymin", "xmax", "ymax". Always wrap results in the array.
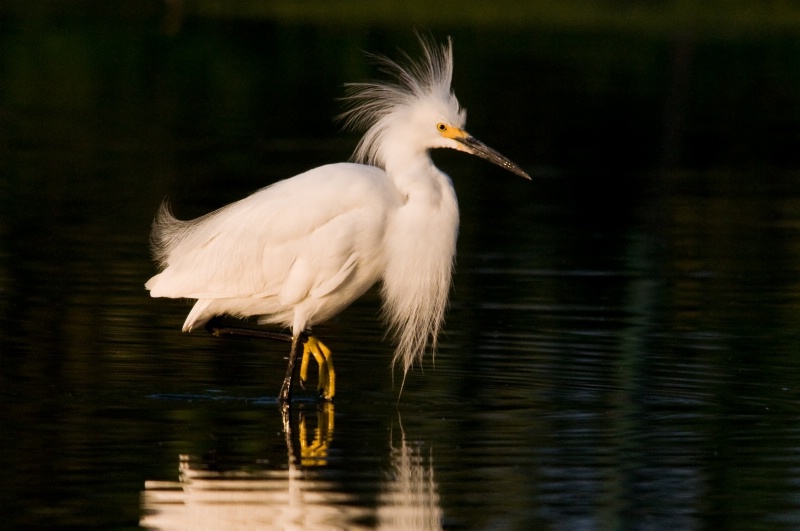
[{"xmin": 436, "ymin": 123, "xmax": 447, "ymax": 132}]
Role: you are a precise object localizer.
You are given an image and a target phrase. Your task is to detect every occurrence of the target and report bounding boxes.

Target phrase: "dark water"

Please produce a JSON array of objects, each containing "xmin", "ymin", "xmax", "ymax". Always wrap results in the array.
[{"xmin": 3, "ymin": 7, "xmax": 800, "ymax": 530}]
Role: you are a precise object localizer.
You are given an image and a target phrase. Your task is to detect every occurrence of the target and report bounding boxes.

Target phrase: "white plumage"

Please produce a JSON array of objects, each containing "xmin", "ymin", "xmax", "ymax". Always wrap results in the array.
[{"xmin": 146, "ymin": 36, "xmax": 529, "ymax": 400}]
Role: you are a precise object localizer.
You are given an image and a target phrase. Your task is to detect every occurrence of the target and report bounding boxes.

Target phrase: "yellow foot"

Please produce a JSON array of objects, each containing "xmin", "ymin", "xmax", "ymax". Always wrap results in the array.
[{"xmin": 298, "ymin": 335, "xmax": 336, "ymax": 400}]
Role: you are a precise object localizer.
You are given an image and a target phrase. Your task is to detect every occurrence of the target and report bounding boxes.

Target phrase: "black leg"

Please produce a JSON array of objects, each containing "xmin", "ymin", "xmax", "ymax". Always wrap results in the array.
[
  {"xmin": 279, "ymin": 332, "xmax": 306, "ymax": 402},
  {"xmin": 205, "ymin": 317, "xmax": 292, "ymax": 342},
  {"xmin": 204, "ymin": 318, "xmax": 313, "ymax": 402}
]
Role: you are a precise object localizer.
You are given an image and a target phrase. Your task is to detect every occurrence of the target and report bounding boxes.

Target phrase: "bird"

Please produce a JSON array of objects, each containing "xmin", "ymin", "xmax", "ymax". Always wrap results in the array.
[{"xmin": 145, "ymin": 36, "xmax": 530, "ymax": 402}]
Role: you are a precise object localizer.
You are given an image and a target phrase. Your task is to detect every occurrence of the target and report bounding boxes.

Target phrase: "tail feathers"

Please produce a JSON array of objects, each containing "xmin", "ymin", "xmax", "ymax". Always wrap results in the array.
[
  {"xmin": 144, "ymin": 273, "xmax": 159, "ymax": 292},
  {"xmin": 182, "ymin": 299, "xmax": 213, "ymax": 332},
  {"xmin": 150, "ymin": 201, "xmax": 195, "ymax": 269}
]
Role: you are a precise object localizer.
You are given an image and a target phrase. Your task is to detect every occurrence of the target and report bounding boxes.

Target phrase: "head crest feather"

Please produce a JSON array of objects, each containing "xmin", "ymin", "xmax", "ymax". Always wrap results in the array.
[{"xmin": 339, "ymin": 36, "xmax": 464, "ymax": 168}]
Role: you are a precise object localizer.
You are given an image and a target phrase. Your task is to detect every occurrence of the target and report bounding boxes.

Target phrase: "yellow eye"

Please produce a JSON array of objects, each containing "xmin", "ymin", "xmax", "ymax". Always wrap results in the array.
[{"xmin": 436, "ymin": 123, "xmax": 447, "ymax": 132}]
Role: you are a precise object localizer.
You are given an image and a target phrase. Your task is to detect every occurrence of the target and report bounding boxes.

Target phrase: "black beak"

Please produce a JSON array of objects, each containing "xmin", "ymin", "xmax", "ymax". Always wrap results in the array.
[{"xmin": 456, "ymin": 135, "xmax": 531, "ymax": 180}]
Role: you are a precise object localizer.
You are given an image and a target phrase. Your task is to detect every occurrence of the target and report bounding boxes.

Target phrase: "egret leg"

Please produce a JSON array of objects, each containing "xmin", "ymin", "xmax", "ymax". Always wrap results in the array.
[
  {"xmin": 203, "ymin": 319, "xmax": 331, "ymax": 401},
  {"xmin": 205, "ymin": 317, "xmax": 293, "ymax": 342},
  {"xmin": 279, "ymin": 333, "xmax": 305, "ymax": 402},
  {"xmin": 298, "ymin": 336, "xmax": 336, "ymax": 400}
]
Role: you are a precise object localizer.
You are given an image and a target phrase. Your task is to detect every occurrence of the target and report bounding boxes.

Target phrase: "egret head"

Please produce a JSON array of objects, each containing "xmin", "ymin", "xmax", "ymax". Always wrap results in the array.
[{"xmin": 340, "ymin": 36, "xmax": 530, "ymax": 180}]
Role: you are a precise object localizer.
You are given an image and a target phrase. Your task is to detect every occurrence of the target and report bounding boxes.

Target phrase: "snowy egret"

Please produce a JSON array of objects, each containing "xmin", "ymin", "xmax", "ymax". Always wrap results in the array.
[{"xmin": 146, "ymin": 37, "xmax": 529, "ymax": 401}]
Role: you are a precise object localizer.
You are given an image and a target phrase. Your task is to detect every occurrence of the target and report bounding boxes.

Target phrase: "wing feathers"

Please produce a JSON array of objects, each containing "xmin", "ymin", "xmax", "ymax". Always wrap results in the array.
[{"xmin": 146, "ymin": 164, "xmax": 394, "ymax": 313}]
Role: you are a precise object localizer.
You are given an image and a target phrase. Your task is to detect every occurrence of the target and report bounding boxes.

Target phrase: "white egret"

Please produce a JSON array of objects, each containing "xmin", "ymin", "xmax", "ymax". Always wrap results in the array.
[{"xmin": 146, "ymin": 37, "xmax": 530, "ymax": 402}]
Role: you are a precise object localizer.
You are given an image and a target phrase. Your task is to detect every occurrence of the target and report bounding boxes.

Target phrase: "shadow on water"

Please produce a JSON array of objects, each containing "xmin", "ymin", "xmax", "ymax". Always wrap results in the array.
[{"xmin": 4, "ymin": 4, "xmax": 800, "ymax": 530}]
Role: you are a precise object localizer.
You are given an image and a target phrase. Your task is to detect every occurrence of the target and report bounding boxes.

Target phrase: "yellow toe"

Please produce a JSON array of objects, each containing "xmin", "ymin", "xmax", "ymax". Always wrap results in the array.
[{"xmin": 305, "ymin": 336, "xmax": 336, "ymax": 400}]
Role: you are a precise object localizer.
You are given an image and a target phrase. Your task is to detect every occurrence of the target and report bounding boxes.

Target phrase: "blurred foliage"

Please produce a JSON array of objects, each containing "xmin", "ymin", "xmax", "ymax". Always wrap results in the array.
[
  {"xmin": 3, "ymin": 2, "xmax": 800, "ymax": 176},
  {"xmin": 5, "ymin": 0, "xmax": 800, "ymax": 36}
]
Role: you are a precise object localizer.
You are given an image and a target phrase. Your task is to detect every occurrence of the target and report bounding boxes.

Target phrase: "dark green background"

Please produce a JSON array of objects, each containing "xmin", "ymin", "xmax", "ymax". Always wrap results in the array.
[{"xmin": 3, "ymin": 2, "xmax": 800, "ymax": 529}]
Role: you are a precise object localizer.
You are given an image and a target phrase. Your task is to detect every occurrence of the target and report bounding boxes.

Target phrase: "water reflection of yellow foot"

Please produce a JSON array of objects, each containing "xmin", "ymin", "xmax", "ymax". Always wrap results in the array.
[
  {"xmin": 299, "ymin": 335, "xmax": 336, "ymax": 400},
  {"xmin": 299, "ymin": 402, "xmax": 335, "ymax": 467}
]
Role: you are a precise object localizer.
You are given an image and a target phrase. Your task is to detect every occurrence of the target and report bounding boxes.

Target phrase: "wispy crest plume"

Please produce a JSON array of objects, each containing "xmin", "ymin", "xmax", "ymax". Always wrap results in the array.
[{"xmin": 339, "ymin": 35, "xmax": 462, "ymax": 168}]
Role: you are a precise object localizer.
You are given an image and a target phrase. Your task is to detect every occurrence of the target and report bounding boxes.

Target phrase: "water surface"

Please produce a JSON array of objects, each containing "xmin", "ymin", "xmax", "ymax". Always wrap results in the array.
[{"xmin": 3, "ymin": 9, "xmax": 800, "ymax": 530}]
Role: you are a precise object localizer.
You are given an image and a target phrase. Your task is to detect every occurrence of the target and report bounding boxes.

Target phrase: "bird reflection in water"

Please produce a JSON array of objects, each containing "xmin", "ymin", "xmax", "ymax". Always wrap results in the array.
[
  {"xmin": 141, "ymin": 406, "xmax": 443, "ymax": 530},
  {"xmin": 287, "ymin": 402, "xmax": 334, "ymax": 467},
  {"xmin": 378, "ymin": 421, "xmax": 443, "ymax": 530}
]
